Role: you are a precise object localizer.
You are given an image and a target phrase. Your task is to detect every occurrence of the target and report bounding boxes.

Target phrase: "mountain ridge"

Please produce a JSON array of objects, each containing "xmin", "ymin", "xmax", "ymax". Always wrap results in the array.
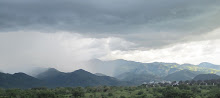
[
  {"xmin": 0, "ymin": 68, "xmax": 131, "ymax": 88},
  {"xmin": 86, "ymin": 59, "xmax": 220, "ymax": 77},
  {"xmin": 164, "ymin": 70, "xmax": 203, "ymax": 81},
  {"xmin": 36, "ymin": 68, "xmax": 129, "ymax": 88},
  {"xmin": 193, "ymin": 74, "xmax": 220, "ymax": 81},
  {"xmin": 1, "ymin": 59, "xmax": 220, "ymax": 88}
]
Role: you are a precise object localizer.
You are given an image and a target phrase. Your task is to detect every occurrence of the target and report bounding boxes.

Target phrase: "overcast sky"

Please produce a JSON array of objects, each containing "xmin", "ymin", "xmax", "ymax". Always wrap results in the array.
[{"xmin": 1, "ymin": 0, "xmax": 220, "ymax": 73}]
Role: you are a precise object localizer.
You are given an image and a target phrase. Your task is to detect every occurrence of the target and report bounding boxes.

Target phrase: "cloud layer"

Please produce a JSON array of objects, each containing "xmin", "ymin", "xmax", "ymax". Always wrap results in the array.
[
  {"xmin": 1, "ymin": 0, "xmax": 220, "ymax": 48},
  {"xmin": 1, "ymin": 0, "xmax": 220, "ymax": 73},
  {"xmin": 0, "ymin": 32, "xmax": 134, "ymax": 73}
]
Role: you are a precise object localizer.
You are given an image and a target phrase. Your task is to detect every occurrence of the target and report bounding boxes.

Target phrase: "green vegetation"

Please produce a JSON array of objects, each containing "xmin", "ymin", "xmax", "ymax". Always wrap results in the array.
[
  {"xmin": 165, "ymin": 63, "xmax": 220, "ymax": 74},
  {"xmin": 1, "ymin": 85, "xmax": 220, "ymax": 98},
  {"xmin": 194, "ymin": 74, "xmax": 220, "ymax": 81},
  {"xmin": 164, "ymin": 70, "xmax": 199, "ymax": 81}
]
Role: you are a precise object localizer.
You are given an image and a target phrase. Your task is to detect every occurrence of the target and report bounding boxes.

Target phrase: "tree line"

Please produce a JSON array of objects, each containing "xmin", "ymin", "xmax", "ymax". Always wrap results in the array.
[{"xmin": 0, "ymin": 84, "xmax": 220, "ymax": 98}]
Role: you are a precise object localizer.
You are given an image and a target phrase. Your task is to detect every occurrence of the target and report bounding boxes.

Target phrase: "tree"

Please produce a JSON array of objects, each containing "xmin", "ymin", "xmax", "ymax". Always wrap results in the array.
[
  {"xmin": 72, "ymin": 87, "xmax": 85, "ymax": 97},
  {"xmin": 207, "ymin": 88, "xmax": 220, "ymax": 98},
  {"xmin": 0, "ymin": 88, "xmax": 5, "ymax": 97},
  {"xmin": 178, "ymin": 84, "xmax": 190, "ymax": 90}
]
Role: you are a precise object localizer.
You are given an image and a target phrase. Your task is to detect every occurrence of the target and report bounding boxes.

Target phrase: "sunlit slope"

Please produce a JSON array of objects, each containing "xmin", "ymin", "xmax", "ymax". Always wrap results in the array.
[
  {"xmin": 87, "ymin": 59, "xmax": 220, "ymax": 77},
  {"xmin": 165, "ymin": 63, "xmax": 220, "ymax": 75}
]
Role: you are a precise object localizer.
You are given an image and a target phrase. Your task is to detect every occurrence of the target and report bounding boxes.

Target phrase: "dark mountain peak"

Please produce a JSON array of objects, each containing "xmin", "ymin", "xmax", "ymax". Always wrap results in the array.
[
  {"xmin": 13, "ymin": 72, "xmax": 28, "ymax": 76},
  {"xmin": 13, "ymin": 72, "xmax": 36, "ymax": 79},
  {"xmin": 47, "ymin": 68, "xmax": 60, "ymax": 72},
  {"xmin": 36, "ymin": 68, "xmax": 63, "ymax": 79},
  {"xmin": 43, "ymin": 68, "xmax": 61, "ymax": 74},
  {"xmin": 12, "ymin": 72, "xmax": 39, "ymax": 81},
  {"xmin": 74, "ymin": 69, "xmax": 86, "ymax": 72},
  {"xmin": 73, "ymin": 69, "xmax": 91, "ymax": 74}
]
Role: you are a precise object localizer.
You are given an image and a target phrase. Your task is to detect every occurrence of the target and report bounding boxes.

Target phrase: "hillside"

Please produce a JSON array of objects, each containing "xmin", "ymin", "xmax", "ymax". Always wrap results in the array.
[
  {"xmin": 95, "ymin": 73, "xmax": 107, "ymax": 76},
  {"xmin": 86, "ymin": 59, "xmax": 180, "ymax": 77},
  {"xmin": 164, "ymin": 70, "xmax": 201, "ymax": 81},
  {"xmin": 116, "ymin": 72, "xmax": 161, "ymax": 85},
  {"xmin": 86, "ymin": 59, "xmax": 220, "ymax": 77},
  {"xmin": 1, "ymin": 60, "xmax": 220, "ymax": 88},
  {"xmin": 0, "ymin": 68, "xmax": 130, "ymax": 88},
  {"xmin": 0, "ymin": 72, "xmax": 44, "ymax": 88},
  {"xmin": 193, "ymin": 74, "xmax": 220, "ymax": 81},
  {"xmin": 198, "ymin": 62, "xmax": 220, "ymax": 70},
  {"xmin": 36, "ymin": 68, "xmax": 129, "ymax": 88},
  {"xmin": 86, "ymin": 59, "xmax": 220, "ymax": 83}
]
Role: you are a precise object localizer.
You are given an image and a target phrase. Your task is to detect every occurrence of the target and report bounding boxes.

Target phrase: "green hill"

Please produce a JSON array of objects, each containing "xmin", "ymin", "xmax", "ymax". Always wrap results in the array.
[
  {"xmin": 116, "ymin": 72, "xmax": 161, "ymax": 85},
  {"xmin": 36, "ymin": 68, "xmax": 129, "ymax": 88},
  {"xmin": 164, "ymin": 70, "xmax": 202, "ymax": 81},
  {"xmin": 87, "ymin": 59, "xmax": 220, "ymax": 79},
  {"xmin": 0, "ymin": 68, "xmax": 130, "ymax": 88},
  {"xmin": 0, "ymin": 72, "xmax": 44, "ymax": 88},
  {"xmin": 193, "ymin": 74, "xmax": 220, "ymax": 81}
]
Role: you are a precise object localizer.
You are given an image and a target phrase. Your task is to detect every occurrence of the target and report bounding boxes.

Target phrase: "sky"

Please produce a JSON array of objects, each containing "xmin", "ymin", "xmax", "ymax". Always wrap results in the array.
[{"xmin": 0, "ymin": 0, "xmax": 220, "ymax": 73}]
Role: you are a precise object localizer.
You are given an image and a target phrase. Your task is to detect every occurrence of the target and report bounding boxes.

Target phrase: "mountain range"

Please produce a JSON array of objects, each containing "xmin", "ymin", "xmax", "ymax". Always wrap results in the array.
[
  {"xmin": 1, "ymin": 59, "xmax": 220, "ymax": 88},
  {"xmin": 36, "ymin": 68, "xmax": 128, "ymax": 88},
  {"xmin": 86, "ymin": 59, "xmax": 220, "ymax": 83},
  {"xmin": 0, "ymin": 68, "xmax": 129, "ymax": 88},
  {"xmin": 86, "ymin": 59, "xmax": 220, "ymax": 77}
]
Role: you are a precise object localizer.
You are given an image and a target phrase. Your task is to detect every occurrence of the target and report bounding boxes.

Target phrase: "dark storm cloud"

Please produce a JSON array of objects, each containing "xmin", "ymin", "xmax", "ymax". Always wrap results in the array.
[
  {"xmin": 1, "ymin": 0, "xmax": 220, "ymax": 48},
  {"xmin": 1, "ymin": 0, "xmax": 220, "ymax": 73}
]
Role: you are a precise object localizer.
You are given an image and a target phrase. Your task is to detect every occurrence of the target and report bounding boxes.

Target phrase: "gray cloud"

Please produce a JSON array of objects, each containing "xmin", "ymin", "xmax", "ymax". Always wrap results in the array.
[
  {"xmin": 1, "ymin": 0, "xmax": 220, "ymax": 73},
  {"xmin": 1, "ymin": 0, "xmax": 220, "ymax": 48},
  {"xmin": 0, "ymin": 32, "xmax": 135, "ymax": 73}
]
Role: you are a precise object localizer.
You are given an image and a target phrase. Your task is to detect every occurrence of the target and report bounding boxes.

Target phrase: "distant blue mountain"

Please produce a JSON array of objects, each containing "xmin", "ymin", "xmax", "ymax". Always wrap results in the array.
[{"xmin": 198, "ymin": 62, "xmax": 220, "ymax": 70}]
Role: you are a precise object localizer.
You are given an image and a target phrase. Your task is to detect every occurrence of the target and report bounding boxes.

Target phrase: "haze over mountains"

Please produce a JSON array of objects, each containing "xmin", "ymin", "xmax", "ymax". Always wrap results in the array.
[
  {"xmin": 86, "ymin": 59, "xmax": 220, "ymax": 78},
  {"xmin": 0, "ymin": 68, "xmax": 129, "ymax": 89},
  {"xmin": 1, "ymin": 59, "xmax": 220, "ymax": 88},
  {"xmin": 1, "ymin": 1, "xmax": 220, "ymax": 95}
]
